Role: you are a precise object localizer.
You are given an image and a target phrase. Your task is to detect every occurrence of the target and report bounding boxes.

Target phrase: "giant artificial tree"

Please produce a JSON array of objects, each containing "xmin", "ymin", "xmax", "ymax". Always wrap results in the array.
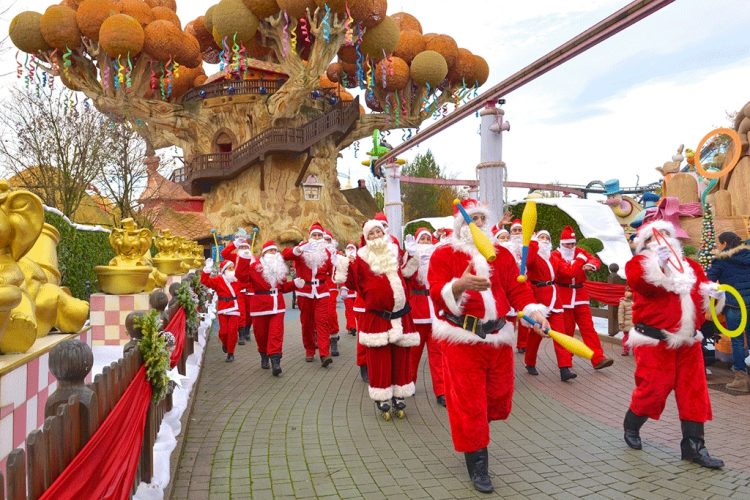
[{"xmin": 9, "ymin": 0, "xmax": 489, "ymax": 243}]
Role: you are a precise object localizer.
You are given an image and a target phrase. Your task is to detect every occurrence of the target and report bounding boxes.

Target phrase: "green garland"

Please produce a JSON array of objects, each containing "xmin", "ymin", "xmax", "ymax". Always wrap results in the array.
[
  {"xmin": 176, "ymin": 281, "xmax": 199, "ymax": 335},
  {"xmin": 136, "ymin": 310, "xmax": 170, "ymax": 403}
]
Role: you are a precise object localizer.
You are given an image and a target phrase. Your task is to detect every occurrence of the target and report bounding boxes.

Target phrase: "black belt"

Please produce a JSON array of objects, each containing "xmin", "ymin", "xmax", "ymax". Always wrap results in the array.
[
  {"xmin": 218, "ymin": 297, "xmax": 236, "ymax": 302},
  {"xmin": 634, "ymin": 323, "xmax": 667, "ymax": 341},
  {"xmin": 532, "ymin": 280, "xmax": 554, "ymax": 287},
  {"xmin": 411, "ymin": 289, "xmax": 430, "ymax": 296},
  {"xmin": 443, "ymin": 312, "xmax": 506, "ymax": 340},
  {"xmin": 305, "ymin": 280, "xmax": 321, "ymax": 286},
  {"xmin": 369, "ymin": 303, "xmax": 412, "ymax": 321},
  {"xmin": 557, "ymin": 283, "xmax": 583, "ymax": 289},
  {"xmin": 254, "ymin": 290, "xmax": 277, "ymax": 295}
]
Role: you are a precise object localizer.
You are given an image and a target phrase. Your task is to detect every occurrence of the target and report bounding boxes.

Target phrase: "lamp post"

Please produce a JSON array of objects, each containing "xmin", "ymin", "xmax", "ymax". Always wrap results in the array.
[
  {"xmin": 302, "ymin": 174, "xmax": 323, "ymax": 201},
  {"xmin": 478, "ymin": 99, "xmax": 510, "ymax": 218}
]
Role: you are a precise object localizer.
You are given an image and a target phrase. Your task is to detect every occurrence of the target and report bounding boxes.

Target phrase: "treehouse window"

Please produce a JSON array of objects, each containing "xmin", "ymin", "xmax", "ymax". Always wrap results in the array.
[{"xmin": 213, "ymin": 131, "xmax": 235, "ymax": 154}]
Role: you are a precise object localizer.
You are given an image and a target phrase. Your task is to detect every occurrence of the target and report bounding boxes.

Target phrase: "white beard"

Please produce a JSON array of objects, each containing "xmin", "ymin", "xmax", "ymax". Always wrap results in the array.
[
  {"xmin": 223, "ymin": 270, "xmax": 237, "ymax": 283},
  {"xmin": 505, "ymin": 239, "xmax": 522, "ymax": 260},
  {"xmin": 345, "ymin": 249, "xmax": 356, "ymax": 258},
  {"xmin": 415, "ymin": 243, "xmax": 434, "ymax": 286},
  {"xmin": 302, "ymin": 240, "xmax": 328, "ymax": 269},
  {"xmin": 539, "ymin": 241, "xmax": 552, "ymax": 260},
  {"xmin": 364, "ymin": 237, "xmax": 398, "ymax": 275},
  {"xmin": 458, "ymin": 224, "xmax": 492, "ymax": 243},
  {"xmin": 559, "ymin": 246, "xmax": 575, "ymax": 261},
  {"xmin": 261, "ymin": 253, "xmax": 289, "ymax": 287}
]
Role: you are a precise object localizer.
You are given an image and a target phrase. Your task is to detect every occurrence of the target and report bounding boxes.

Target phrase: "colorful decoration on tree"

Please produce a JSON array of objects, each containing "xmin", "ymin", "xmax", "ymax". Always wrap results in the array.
[{"xmin": 697, "ymin": 202, "xmax": 716, "ymax": 270}]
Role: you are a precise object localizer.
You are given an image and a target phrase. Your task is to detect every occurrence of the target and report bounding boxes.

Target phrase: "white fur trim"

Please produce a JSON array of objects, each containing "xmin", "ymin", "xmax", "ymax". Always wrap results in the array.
[
  {"xmin": 700, "ymin": 282, "xmax": 726, "ymax": 314},
  {"xmin": 261, "ymin": 245, "xmax": 277, "ymax": 254},
  {"xmin": 333, "ymin": 257, "xmax": 350, "ymax": 285},
  {"xmin": 363, "ymin": 220, "xmax": 385, "ymax": 239},
  {"xmin": 309, "ymin": 229, "xmax": 324, "ymax": 236},
  {"xmin": 640, "ymin": 252, "xmax": 696, "ymax": 295},
  {"xmin": 626, "ymin": 330, "xmax": 661, "ymax": 348},
  {"xmin": 452, "ymin": 205, "xmax": 493, "ymax": 235},
  {"xmin": 560, "ymin": 238, "xmax": 576, "ymax": 244},
  {"xmin": 432, "ymin": 317, "xmax": 516, "ymax": 347},
  {"xmin": 576, "ymin": 253, "xmax": 588, "ymax": 262},
  {"xmin": 292, "ymin": 245, "xmax": 303, "ymax": 256},
  {"xmin": 401, "ymin": 256, "xmax": 419, "ymax": 278},
  {"xmin": 368, "ymin": 385, "xmax": 393, "ymax": 401},
  {"xmin": 665, "ymin": 291, "xmax": 698, "ymax": 348},
  {"xmin": 635, "ymin": 220, "xmax": 678, "ymax": 253},
  {"xmin": 440, "ymin": 278, "xmax": 465, "ymax": 316},
  {"xmin": 395, "ymin": 330, "xmax": 421, "ymax": 347},
  {"xmin": 393, "ymin": 382, "xmax": 415, "ymax": 398},
  {"xmin": 359, "ymin": 330, "xmax": 390, "ymax": 347},
  {"xmin": 520, "ymin": 303, "xmax": 549, "ymax": 327},
  {"xmin": 386, "ymin": 318, "xmax": 405, "ymax": 345}
]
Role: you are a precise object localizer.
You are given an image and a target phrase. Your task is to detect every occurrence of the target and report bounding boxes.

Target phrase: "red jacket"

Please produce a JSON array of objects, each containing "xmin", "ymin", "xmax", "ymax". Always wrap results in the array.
[
  {"xmin": 200, "ymin": 271, "xmax": 241, "ymax": 316},
  {"xmin": 402, "ymin": 255, "xmax": 433, "ymax": 323},
  {"xmin": 282, "ymin": 243, "xmax": 333, "ymax": 299},
  {"xmin": 428, "ymin": 239, "xmax": 542, "ymax": 347},
  {"xmin": 551, "ymin": 246, "xmax": 598, "ymax": 308},
  {"xmin": 235, "ymin": 256, "xmax": 295, "ymax": 316},
  {"xmin": 221, "ymin": 241, "xmax": 253, "ymax": 299}
]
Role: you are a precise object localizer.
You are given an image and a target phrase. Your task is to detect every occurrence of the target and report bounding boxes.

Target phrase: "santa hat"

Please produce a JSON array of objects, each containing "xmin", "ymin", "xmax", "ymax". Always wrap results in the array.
[
  {"xmin": 362, "ymin": 219, "xmax": 385, "ymax": 239},
  {"xmin": 440, "ymin": 228, "xmax": 454, "ymax": 239},
  {"xmin": 414, "ymin": 227, "xmax": 432, "ymax": 242},
  {"xmin": 374, "ymin": 212, "xmax": 389, "ymax": 224},
  {"xmin": 559, "ymin": 225, "xmax": 577, "ymax": 244},
  {"xmin": 537, "ymin": 229, "xmax": 550, "ymax": 240},
  {"xmin": 453, "ymin": 198, "xmax": 492, "ymax": 234},
  {"xmin": 495, "ymin": 228, "xmax": 509, "ymax": 240},
  {"xmin": 510, "ymin": 219, "xmax": 522, "ymax": 230},
  {"xmin": 323, "ymin": 229, "xmax": 333, "ymax": 240},
  {"xmin": 261, "ymin": 240, "xmax": 278, "ymax": 254},
  {"xmin": 634, "ymin": 220, "xmax": 678, "ymax": 254},
  {"xmin": 345, "ymin": 241, "xmax": 357, "ymax": 251},
  {"xmin": 309, "ymin": 222, "xmax": 324, "ymax": 236},
  {"xmin": 221, "ymin": 260, "xmax": 233, "ymax": 273}
]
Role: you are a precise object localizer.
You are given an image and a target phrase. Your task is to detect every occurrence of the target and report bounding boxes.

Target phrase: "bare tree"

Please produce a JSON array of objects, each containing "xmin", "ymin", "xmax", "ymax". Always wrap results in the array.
[{"xmin": 0, "ymin": 86, "xmax": 112, "ymax": 216}]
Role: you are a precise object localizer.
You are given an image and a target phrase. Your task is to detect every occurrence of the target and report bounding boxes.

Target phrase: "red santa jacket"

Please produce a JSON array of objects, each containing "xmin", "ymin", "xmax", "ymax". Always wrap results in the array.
[
  {"xmin": 552, "ymin": 246, "xmax": 598, "ymax": 308},
  {"xmin": 526, "ymin": 241, "xmax": 560, "ymax": 313},
  {"xmin": 282, "ymin": 243, "xmax": 333, "ymax": 299},
  {"xmin": 335, "ymin": 247, "xmax": 419, "ymax": 348},
  {"xmin": 235, "ymin": 256, "xmax": 295, "ymax": 316},
  {"xmin": 200, "ymin": 271, "xmax": 241, "ymax": 316},
  {"xmin": 402, "ymin": 255, "xmax": 434, "ymax": 324},
  {"xmin": 625, "ymin": 253, "xmax": 717, "ymax": 348},
  {"xmin": 427, "ymin": 238, "xmax": 544, "ymax": 347},
  {"xmin": 221, "ymin": 241, "xmax": 253, "ymax": 298}
]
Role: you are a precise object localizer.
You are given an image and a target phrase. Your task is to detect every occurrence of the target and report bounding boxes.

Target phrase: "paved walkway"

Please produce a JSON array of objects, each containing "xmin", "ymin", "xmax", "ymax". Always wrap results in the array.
[{"xmin": 172, "ymin": 306, "xmax": 750, "ymax": 499}]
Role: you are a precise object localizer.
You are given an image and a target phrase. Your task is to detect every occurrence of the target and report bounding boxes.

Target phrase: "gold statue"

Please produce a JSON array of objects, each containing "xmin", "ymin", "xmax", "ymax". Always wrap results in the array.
[
  {"xmin": 152, "ymin": 230, "xmax": 185, "ymax": 275},
  {"xmin": 190, "ymin": 242, "xmax": 206, "ymax": 269},
  {"xmin": 0, "ymin": 181, "xmax": 89, "ymax": 353},
  {"xmin": 94, "ymin": 218, "xmax": 154, "ymax": 294}
]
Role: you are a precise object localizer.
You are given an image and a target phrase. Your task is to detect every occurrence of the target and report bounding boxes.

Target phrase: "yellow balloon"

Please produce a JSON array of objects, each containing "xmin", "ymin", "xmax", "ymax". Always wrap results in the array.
[{"xmin": 710, "ymin": 284, "xmax": 747, "ymax": 338}]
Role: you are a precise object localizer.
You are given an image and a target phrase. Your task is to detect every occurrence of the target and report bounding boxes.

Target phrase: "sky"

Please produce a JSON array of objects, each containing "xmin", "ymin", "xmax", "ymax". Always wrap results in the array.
[{"xmin": 1, "ymin": 0, "xmax": 749, "ymax": 203}]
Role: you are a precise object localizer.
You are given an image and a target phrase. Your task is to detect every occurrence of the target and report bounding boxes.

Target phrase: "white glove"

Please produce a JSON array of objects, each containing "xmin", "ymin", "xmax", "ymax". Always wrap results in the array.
[
  {"xmin": 340, "ymin": 289, "xmax": 348, "ymax": 300},
  {"xmin": 707, "ymin": 286, "xmax": 725, "ymax": 300},
  {"xmin": 293, "ymin": 277, "xmax": 305, "ymax": 288},
  {"xmin": 203, "ymin": 258, "xmax": 214, "ymax": 273},
  {"xmin": 234, "ymin": 238, "xmax": 247, "ymax": 248},
  {"xmin": 656, "ymin": 245, "xmax": 670, "ymax": 266},
  {"xmin": 404, "ymin": 234, "xmax": 417, "ymax": 256},
  {"xmin": 238, "ymin": 249, "xmax": 253, "ymax": 260}
]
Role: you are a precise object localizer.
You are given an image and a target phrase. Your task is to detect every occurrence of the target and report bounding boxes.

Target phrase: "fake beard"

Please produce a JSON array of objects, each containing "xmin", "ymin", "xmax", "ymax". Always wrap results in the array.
[
  {"xmin": 302, "ymin": 240, "xmax": 328, "ymax": 269},
  {"xmin": 538, "ymin": 241, "xmax": 552, "ymax": 260},
  {"xmin": 223, "ymin": 270, "xmax": 237, "ymax": 283},
  {"xmin": 558, "ymin": 246, "xmax": 575, "ymax": 261},
  {"xmin": 415, "ymin": 243, "xmax": 434, "ymax": 286},
  {"xmin": 345, "ymin": 248, "xmax": 356, "ymax": 258},
  {"xmin": 505, "ymin": 238, "xmax": 522, "ymax": 260},
  {"xmin": 458, "ymin": 224, "xmax": 492, "ymax": 243},
  {"xmin": 261, "ymin": 253, "xmax": 289, "ymax": 287},
  {"xmin": 365, "ymin": 237, "xmax": 398, "ymax": 275}
]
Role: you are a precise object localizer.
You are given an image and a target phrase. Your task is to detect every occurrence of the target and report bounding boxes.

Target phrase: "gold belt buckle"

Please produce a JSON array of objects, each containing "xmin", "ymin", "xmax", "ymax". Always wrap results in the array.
[{"xmin": 463, "ymin": 315, "xmax": 479, "ymax": 334}]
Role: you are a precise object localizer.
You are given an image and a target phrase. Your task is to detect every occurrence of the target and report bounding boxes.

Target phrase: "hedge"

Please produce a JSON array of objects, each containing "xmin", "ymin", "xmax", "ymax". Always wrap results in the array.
[
  {"xmin": 45, "ymin": 210, "xmax": 114, "ymax": 300},
  {"xmin": 509, "ymin": 202, "xmax": 609, "ymax": 283}
]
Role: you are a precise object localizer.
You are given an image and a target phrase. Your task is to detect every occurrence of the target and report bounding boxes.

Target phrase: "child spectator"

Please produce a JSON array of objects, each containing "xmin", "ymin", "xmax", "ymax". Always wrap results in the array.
[{"xmin": 617, "ymin": 287, "xmax": 633, "ymax": 356}]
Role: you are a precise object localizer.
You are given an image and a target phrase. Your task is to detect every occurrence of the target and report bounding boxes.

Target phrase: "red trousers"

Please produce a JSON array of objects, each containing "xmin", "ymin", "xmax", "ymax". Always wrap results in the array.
[
  {"xmin": 355, "ymin": 311, "xmax": 367, "ymax": 366},
  {"xmin": 524, "ymin": 313, "xmax": 573, "ymax": 368},
  {"xmin": 218, "ymin": 314, "xmax": 240, "ymax": 355},
  {"xmin": 366, "ymin": 342, "xmax": 413, "ymax": 401},
  {"xmin": 513, "ymin": 316, "xmax": 529, "ymax": 349},
  {"xmin": 442, "ymin": 342, "xmax": 514, "ymax": 452},
  {"xmin": 328, "ymin": 289, "xmax": 340, "ymax": 336},
  {"xmin": 251, "ymin": 313, "xmax": 285, "ymax": 357},
  {"xmin": 409, "ymin": 323, "xmax": 446, "ymax": 397},
  {"xmin": 562, "ymin": 304, "xmax": 606, "ymax": 366},
  {"xmin": 297, "ymin": 296, "xmax": 331, "ymax": 358},
  {"xmin": 343, "ymin": 297, "xmax": 356, "ymax": 331},
  {"xmin": 630, "ymin": 341, "xmax": 712, "ymax": 422}
]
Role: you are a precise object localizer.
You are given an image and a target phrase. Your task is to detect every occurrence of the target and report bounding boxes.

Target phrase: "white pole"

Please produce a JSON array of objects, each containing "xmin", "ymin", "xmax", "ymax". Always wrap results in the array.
[
  {"xmin": 477, "ymin": 100, "xmax": 509, "ymax": 220},
  {"xmin": 383, "ymin": 162, "xmax": 403, "ymax": 243}
]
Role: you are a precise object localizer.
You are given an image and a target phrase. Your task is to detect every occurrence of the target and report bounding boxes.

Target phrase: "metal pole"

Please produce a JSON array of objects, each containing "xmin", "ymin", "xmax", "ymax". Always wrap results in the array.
[
  {"xmin": 477, "ymin": 101, "xmax": 509, "ymax": 219},
  {"xmin": 383, "ymin": 162, "xmax": 403, "ymax": 243}
]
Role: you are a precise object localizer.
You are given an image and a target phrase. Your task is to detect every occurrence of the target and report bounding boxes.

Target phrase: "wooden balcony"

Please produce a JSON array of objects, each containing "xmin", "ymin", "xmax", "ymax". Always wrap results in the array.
[{"xmin": 181, "ymin": 78, "xmax": 286, "ymax": 103}]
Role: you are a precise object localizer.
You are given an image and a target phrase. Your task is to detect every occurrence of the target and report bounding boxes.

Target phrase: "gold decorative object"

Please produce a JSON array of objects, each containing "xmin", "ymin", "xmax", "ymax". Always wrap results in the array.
[
  {"xmin": 0, "ymin": 181, "xmax": 89, "ymax": 353},
  {"xmin": 174, "ymin": 237, "xmax": 197, "ymax": 270},
  {"xmin": 94, "ymin": 217, "xmax": 154, "ymax": 294},
  {"xmin": 190, "ymin": 241, "xmax": 205, "ymax": 269},
  {"xmin": 152, "ymin": 230, "xmax": 185, "ymax": 275}
]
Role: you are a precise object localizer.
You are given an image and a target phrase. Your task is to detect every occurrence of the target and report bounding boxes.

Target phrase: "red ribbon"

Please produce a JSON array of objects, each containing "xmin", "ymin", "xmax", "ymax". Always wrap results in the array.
[{"xmin": 583, "ymin": 281, "xmax": 627, "ymax": 306}]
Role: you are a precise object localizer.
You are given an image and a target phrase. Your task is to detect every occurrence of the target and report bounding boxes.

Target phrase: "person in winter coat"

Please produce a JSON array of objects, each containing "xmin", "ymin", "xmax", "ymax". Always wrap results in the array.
[
  {"xmin": 706, "ymin": 231, "xmax": 750, "ymax": 393},
  {"xmin": 617, "ymin": 287, "xmax": 634, "ymax": 356}
]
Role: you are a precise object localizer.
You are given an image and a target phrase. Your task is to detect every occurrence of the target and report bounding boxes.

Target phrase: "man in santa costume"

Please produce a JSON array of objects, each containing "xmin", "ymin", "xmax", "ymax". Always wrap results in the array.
[
  {"xmin": 221, "ymin": 234, "xmax": 253, "ymax": 345},
  {"xmin": 402, "ymin": 227, "xmax": 446, "ymax": 407},
  {"xmin": 235, "ymin": 241, "xmax": 295, "ymax": 376},
  {"xmin": 341, "ymin": 242, "xmax": 359, "ymax": 336},
  {"xmin": 201, "ymin": 258, "xmax": 242, "ymax": 362},
  {"xmin": 623, "ymin": 220, "xmax": 724, "ymax": 468},
  {"xmin": 552, "ymin": 225, "xmax": 614, "ymax": 372},
  {"xmin": 282, "ymin": 222, "xmax": 334, "ymax": 367},
  {"xmin": 504, "ymin": 219, "xmax": 527, "ymax": 354},
  {"xmin": 334, "ymin": 219, "xmax": 420, "ymax": 418},
  {"xmin": 323, "ymin": 230, "xmax": 342, "ymax": 356},
  {"xmin": 427, "ymin": 199, "xmax": 548, "ymax": 493},
  {"xmin": 522, "ymin": 230, "xmax": 584, "ymax": 380}
]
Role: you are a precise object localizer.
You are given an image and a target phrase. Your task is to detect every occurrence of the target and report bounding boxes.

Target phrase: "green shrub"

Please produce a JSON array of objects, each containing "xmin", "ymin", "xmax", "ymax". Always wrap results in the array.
[
  {"xmin": 509, "ymin": 202, "xmax": 609, "ymax": 282},
  {"xmin": 403, "ymin": 219, "xmax": 435, "ymax": 239},
  {"xmin": 45, "ymin": 210, "xmax": 114, "ymax": 300}
]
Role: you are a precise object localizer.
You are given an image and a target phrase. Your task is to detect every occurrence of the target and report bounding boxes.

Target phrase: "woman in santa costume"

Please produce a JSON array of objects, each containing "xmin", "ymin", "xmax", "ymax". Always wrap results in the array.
[
  {"xmin": 505, "ymin": 219, "xmax": 527, "ymax": 354},
  {"xmin": 522, "ymin": 230, "xmax": 584, "ymax": 380},
  {"xmin": 334, "ymin": 219, "xmax": 420, "ymax": 419},
  {"xmin": 235, "ymin": 241, "xmax": 295, "ymax": 376},
  {"xmin": 323, "ymin": 230, "xmax": 342, "ymax": 356},
  {"xmin": 201, "ymin": 258, "xmax": 243, "ymax": 362},
  {"xmin": 552, "ymin": 225, "xmax": 614, "ymax": 373},
  {"xmin": 221, "ymin": 235, "xmax": 253, "ymax": 345},
  {"xmin": 427, "ymin": 199, "xmax": 548, "ymax": 493},
  {"xmin": 623, "ymin": 220, "xmax": 725, "ymax": 468},
  {"xmin": 341, "ymin": 242, "xmax": 359, "ymax": 336},
  {"xmin": 402, "ymin": 227, "xmax": 446, "ymax": 407},
  {"xmin": 282, "ymin": 222, "xmax": 335, "ymax": 367}
]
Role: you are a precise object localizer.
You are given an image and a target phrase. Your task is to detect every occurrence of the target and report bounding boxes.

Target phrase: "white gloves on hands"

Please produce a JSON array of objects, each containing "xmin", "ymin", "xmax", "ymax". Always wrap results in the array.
[
  {"xmin": 238, "ymin": 249, "xmax": 253, "ymax": 260},
  {"xmin": 203, "ymin": 258, "xmax": 214, "ymax": 273},
  {"xmin": 293, "ymin": 277, "xmax": 305, "ymax": 288},
  {"xmin": 656, "ymin": 245, "xmax": 671, "ymax": 266},
  {"xmin": 404, "ymin": 234, "xmax": 417, "ymax": 256},
  {"xmin": 707, "ymin": 285, "xmax": 725, "ymax": 300}
]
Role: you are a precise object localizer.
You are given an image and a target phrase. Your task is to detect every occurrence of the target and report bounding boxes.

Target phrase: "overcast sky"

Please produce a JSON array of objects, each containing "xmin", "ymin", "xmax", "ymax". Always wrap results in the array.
[{"xmin": 2, "ymin": 0, "xmax": 749, "ymax": 202}]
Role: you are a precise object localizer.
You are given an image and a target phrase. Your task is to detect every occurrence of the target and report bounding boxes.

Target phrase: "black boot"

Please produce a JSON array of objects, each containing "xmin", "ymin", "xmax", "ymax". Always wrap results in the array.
[
  {"xmin": 260, "ymin": 353, "xmax": 270, "ymax": 369},
  {"xmin": 463, "ymin": 448, "xmax": 494, "ymax": 493},
  {"xmin": 348, "ymin": 328, "xmax": 356, "ymax": 336},
  {"xmin": 360, "ymin": 365, "xmax": 369, "ymax": 383},
  {"xmin": 330, "ymin": 336, "xmax": 340, "ymax": 357},
  {"xmin": 238, "ymin": 327, "xmax": 246, "ymax": 345},
  {"xmin": 270, "ymin": 355, "xmax": 282, "ymax": 376},
  {"xmin": 623, "ymin": 409, "xmax": 648, "ymax": 450},
  {"xmin": 560, "ymin": 367, "xmax": 577, "ymax": 381},
  {"xmin": 680, "ymin": 421, "xmax": 724, "ymax": 469}
]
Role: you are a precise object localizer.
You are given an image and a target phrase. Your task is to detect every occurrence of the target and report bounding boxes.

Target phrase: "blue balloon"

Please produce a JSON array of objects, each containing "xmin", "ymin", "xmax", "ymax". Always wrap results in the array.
[
  {"xmin": 259, "ymin": 86, "xmax": 268, "ymax": 94},
  {"xmin": 199, "ymin": 90, "xmax": 207, "ymax": 98}
]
